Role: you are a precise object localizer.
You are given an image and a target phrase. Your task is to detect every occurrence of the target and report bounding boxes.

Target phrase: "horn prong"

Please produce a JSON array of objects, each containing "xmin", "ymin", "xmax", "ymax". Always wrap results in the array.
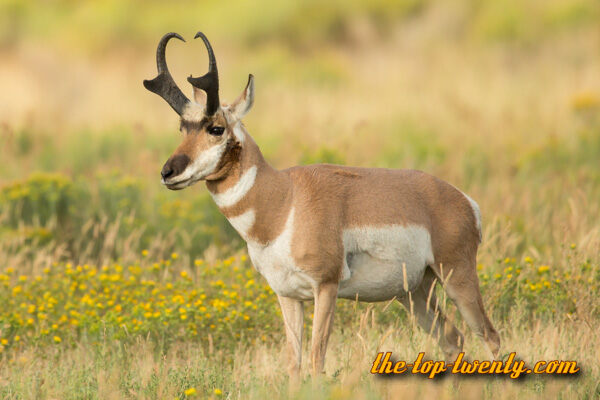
[
  {"xmin": 187, "ymin": 32, "xmax": 220, "ymax": 116},
  {"xmin": 143, "ymin": 32, "xmax": 190, "ymax": 116}
]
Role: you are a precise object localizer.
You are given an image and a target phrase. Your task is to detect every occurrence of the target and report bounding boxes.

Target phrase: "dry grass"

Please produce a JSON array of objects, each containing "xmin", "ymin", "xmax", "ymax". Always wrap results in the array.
[
  {"xmin": 0, "ymin": 0, "xmax": 599, "ymax": 398},
  {"xmin": 0, "ymin": 304, "xmax": 598, "ymax": 399}
]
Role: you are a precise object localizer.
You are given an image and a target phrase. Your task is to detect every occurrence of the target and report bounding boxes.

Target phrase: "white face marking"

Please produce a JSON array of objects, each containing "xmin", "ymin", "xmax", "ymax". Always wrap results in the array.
[
  {"xmin": 246, "ymin": 208, "xmax": 316, "ymax": 300},
  {"xmin": 338, "ymin": 225, "xmax": 434, "ymax": 301},
  {"xmin": 169, "ymin": 140, "xmax": 227, "ymax": 185},
  {"xmin": 209, "ymin": 165, "xmax": 257, "ymax": 208},
  {"xmin": 182, "ymin": 103, "xmax": 205, "ymax": 122},
  {"xmin": 227, "ymin": 209, "xmax": 256, "ymax": 238},
  {"xmin": 232, "ymin": 122, "xmax": 245, "ymax": 144}
]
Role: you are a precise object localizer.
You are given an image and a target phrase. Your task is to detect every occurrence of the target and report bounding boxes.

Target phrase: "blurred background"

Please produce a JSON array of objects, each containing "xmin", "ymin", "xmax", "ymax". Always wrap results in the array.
[
  {"xmin": 0, "ymin": 0, "xmax": 598, "ymax": 265},
  {"xmin": 0, "ymin": 2, "xmax": 599, "ymax": 398}
]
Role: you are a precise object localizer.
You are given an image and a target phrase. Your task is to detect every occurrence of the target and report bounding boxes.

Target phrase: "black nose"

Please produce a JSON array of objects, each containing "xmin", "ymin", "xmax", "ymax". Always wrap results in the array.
[
  {"xmin": 161, "ymin": 154, "xmax": 191, "ymax": 180},
  {"xmin": 161, "ymin": 165, "xmax": 174, "ymax": 179}
]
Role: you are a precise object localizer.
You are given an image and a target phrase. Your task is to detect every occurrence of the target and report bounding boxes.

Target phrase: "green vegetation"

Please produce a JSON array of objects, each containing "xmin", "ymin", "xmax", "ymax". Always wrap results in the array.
[
  {"xmin": 0, "ymin": 0, "xmax": 599, "ymax": 398},
  {"xmin": 0, "ymin": 172, "xmax": 238, "ymax": 263}
]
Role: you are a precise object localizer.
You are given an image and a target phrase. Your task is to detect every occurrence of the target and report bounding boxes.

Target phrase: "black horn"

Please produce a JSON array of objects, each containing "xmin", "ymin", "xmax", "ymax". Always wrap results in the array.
[
  {"xmin": 143, "ymin": 32, "xmax": 190, "ymax": 116},
  {"xmin": 187, "ymin": 32, "xmax": 220, "ymax": 116}
]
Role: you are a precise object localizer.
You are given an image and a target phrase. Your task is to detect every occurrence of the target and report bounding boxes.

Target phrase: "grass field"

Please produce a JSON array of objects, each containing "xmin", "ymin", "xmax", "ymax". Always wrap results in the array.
[{"xmin": 0, "ymin": 0, "xmax": 599, "ymax": 398}]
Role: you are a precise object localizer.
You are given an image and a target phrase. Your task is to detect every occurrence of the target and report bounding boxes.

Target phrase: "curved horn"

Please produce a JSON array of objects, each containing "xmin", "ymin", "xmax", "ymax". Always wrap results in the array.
[
  {"xmin": 187, "ymin": 32, "xmax": 220, "ymax": 116},
  {"xmin": 143, "ymin": 32, "xmax": 190, "ymax": 116}
]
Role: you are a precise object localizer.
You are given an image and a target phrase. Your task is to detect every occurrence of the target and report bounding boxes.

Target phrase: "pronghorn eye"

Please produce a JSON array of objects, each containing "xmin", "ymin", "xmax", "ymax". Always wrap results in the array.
[{"xmin": 208, "ymin": 126, "xmax": 225, "ymax": 136}]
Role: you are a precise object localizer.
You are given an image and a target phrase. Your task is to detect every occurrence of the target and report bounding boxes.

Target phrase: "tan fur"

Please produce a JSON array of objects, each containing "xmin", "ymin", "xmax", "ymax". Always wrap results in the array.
[
  {"xmin": 277, "ymin": 295, "xmax": 304, "ymax": 380},
  {"xmin": 205, "ymin": 145, "xmax": 480, "ymax": 285},
  {"xmin": 160, "ymin": 71, "xmax": 499, "ymax": 378},
  {"xmin": 310, "ymin": 283, "xmax": 337, "ymax": 374},
  {"xmin": 174, "ymin": 111, "xmax": 229, "ymax": 163}
]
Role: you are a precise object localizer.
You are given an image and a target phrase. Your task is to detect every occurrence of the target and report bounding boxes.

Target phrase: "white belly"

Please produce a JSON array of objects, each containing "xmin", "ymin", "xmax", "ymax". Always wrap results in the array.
[
  {"xmin": 247, "ymin": 208, "xmax": 316, "ymax": 300},
  {"xmin": 242, "ymin": 208, "xmax": 434, "ymax": 302},
  {"xmin": 337, "ymin": 225, "xmax": 434, "ymax": 302}
]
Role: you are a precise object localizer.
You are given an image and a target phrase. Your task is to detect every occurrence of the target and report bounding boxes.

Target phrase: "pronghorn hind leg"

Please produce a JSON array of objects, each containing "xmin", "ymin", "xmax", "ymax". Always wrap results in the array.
[
  {"xmin": 310, "ymin": 282, "xmax": 338, "ymax": 376},
  {"xmin": 398, "ymin": 268, "xmax": 464, "ymax": 361},
  {"xmin": 277, "ymin": 295, "xmax": 304, "ymax": 381},
  {"xmin": 431, "ymin": 260, "xmax": 500, "ymax": 358}
]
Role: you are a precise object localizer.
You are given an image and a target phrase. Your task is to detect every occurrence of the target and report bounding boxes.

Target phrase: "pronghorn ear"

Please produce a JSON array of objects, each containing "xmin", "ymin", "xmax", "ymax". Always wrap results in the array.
[
  {"xmin": 229, "ymin": 74, "xmax": 254, "ymax": 120},
  {"xmin": 192, "ymin": 86, "xmax": 207, "ymax": 105}
]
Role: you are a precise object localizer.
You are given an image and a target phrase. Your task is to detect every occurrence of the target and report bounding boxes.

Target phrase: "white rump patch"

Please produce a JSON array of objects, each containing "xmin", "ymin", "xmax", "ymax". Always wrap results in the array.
[
  {"xmin": 449, "ymin": 183, "xmax": 483, "ymax": 242},
  {"xmin": 227, "ymin": 209, "xmax": 256, "ymax": 238},
  {"xmin": 247, "ymin": 208, "xmax": 316, "ymax": 300},
  {"xmin": 462, "ymin": 193, "xmax": 482, "ymax": 241},
  {"xmin": 338, "ymin": 225, "xmax": 434, "ymax": 301},
  {"xmin": 210, "ymin": 165, "xmax": 257, "ymax": 208}
]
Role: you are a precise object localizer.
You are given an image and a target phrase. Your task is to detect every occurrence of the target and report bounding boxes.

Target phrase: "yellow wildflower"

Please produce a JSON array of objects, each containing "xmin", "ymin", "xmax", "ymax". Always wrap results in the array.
[
  {"xmin": 571, "ymin": 91, "xmax": 599, "ymax": 111},
  {"xmin": 538, "ymin": 265, "xmax": 550, "ymax": 274}
]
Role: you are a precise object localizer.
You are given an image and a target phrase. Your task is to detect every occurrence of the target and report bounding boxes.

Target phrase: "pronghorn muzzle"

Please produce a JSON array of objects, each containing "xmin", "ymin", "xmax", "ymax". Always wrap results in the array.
[{"xmin": 161, "ymin": 154, "xmax": 191, "ymax": 182}]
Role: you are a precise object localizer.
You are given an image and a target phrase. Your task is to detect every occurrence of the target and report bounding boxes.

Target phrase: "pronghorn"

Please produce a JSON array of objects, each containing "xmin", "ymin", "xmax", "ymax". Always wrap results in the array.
[{"xmin": 144, "ymin": 32, "xmax": 500, "ymax": 377}]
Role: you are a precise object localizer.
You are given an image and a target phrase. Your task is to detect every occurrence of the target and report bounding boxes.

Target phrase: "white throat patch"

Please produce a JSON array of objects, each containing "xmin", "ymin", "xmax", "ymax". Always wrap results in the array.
[
  {"xmin": 210, "ymin": 165, "xmax": 257, "ymax": 208},
  {"xmin": 227, "ymin": 209, "xmax": 256, "ymax": 238}
]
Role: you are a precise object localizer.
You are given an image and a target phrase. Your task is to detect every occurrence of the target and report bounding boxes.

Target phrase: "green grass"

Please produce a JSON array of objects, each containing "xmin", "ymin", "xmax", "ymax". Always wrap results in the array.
[{"xmin": 1, "ymin": 0, "xmax": 600, "ymax": 398}]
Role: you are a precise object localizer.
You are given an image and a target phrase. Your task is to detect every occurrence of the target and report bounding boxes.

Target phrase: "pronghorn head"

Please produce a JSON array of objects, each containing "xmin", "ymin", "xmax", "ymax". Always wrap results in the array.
[{"xmin": 144, "ymin": 32, "xmax": 254, "ymax": 190}]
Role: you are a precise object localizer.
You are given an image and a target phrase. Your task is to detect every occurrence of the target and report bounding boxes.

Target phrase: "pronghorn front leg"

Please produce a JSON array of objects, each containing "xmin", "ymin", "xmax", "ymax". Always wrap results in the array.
[
  {"xmin": 277, "ymin": 295, "xmax": 304, "ymax": 380},
  {"xmin": 310, "ymin": 282, "xmax": 338, "ymax": 376}
]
